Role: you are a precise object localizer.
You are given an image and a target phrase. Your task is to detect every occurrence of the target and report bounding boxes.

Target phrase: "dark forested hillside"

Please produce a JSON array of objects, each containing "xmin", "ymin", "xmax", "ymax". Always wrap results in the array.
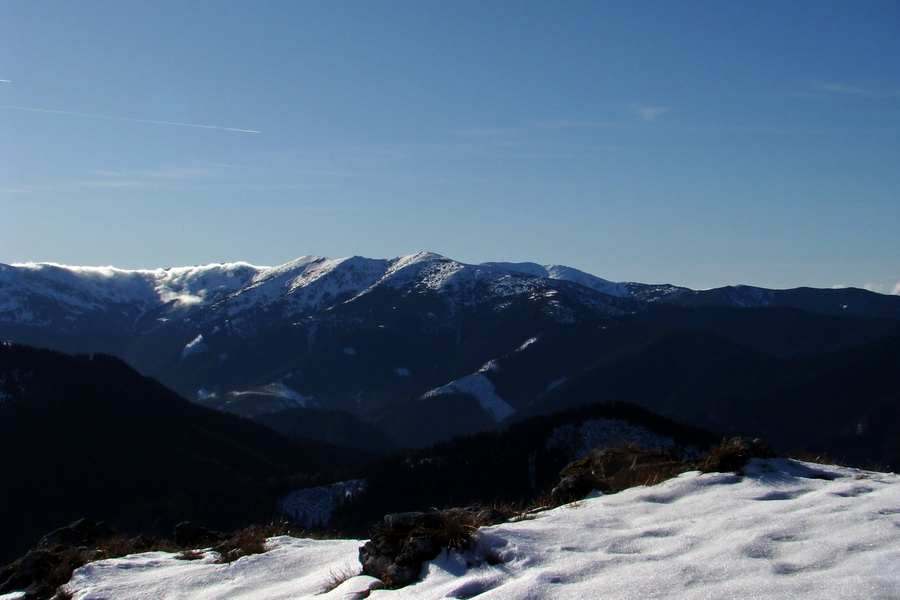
[
  {"xmin": 0, "ymin": 344, "xmax": 363, "ymax": 564},
  {"xmin": 327, "ymin": 400, "xmax": 721, "ymax": 538},
  {"xmin": 519, "ymin": 331, "xmax": 900, "ymax": 469}
]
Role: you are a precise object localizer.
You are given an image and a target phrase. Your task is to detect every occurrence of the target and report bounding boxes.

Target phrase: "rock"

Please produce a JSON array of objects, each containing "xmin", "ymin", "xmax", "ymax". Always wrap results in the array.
[
  {"xmin": 0, "ymin": 549, "xmax": 56, "ymax": 596},
  {"xmin": 0, "ymin": 519, "xmax": 119, "ymax": 599},
  {"xmin": 37, "ymin": 519, "xmax": 115, "ymax": 551},
  {"xmin": 700, "ymin": 437, "xmax": 777, "ymax": 473},
  {"xmin": 549, "ymin": 439, "xmax": 780, "ymax": 504},
  {"xmin": 551, "ymin": 446, "xmax": 688, "ymax": 504},
  {"xmin": 382, "ymin": 512, "xmax": 444, "ymax": 532},
  {"xmin": 359, "ymin": 507, "xmax": 502, "ymax": 589},
  {"xmin": 174, "ymin": 521, "xmax": 225, "ymax": 548}
]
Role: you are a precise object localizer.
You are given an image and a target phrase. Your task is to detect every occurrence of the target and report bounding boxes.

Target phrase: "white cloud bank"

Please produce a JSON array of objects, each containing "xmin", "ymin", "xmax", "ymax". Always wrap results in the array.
[{"xmin": 864, "ymin": 282, "xmax": 900, "ymax": 296}]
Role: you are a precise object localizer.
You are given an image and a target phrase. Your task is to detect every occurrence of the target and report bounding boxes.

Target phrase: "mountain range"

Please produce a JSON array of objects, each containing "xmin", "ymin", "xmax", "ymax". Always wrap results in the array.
[{"xmin": 2, "ymin": 252, "xmax": 899, "ymax": 464}]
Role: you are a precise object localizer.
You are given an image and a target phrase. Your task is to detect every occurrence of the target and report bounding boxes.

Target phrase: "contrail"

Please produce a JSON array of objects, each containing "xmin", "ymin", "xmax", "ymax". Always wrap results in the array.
[
  {"xmin": 0, "ymin": 80, "xmax": 11, "ymax": 83},
  {"xmin": 0, "ymin": 104, "xmax": 261, "ymax": 133}
]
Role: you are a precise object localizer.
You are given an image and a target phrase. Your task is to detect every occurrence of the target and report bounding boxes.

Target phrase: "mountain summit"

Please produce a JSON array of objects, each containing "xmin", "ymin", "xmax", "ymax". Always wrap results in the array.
[{"xmin": 2, "ymin": 253, "xmax": 899, "ymax": 463}]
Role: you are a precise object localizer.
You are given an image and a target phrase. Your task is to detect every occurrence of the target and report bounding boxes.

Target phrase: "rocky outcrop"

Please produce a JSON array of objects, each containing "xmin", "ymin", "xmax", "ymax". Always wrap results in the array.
[
  {"xmin": 551, "ymin": 438, "xmax": 778, "ymax": 504},
  {"xmin": 173, "ymin": 521, "xmax": 226, "ymax": 549},
  {"xmin": 551, "ymin": 446, "xmax": 688, "ymax": 504},
  {"xmin": 359, "ymin": 508, "xmax": 504, "ymax": 589},
  {"xmin": 0, "ymin": 519, "xmax": 118, "ymax": 599},
  {"xmin": 698, "ymin": 437, "xmax": 777, "ymax": 473}
]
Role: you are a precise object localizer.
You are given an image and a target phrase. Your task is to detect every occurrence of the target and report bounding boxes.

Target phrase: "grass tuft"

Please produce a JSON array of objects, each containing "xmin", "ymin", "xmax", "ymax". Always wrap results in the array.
[{"xmin": 318, "ymin": 564, "xmax": 362, "ymax": 594}]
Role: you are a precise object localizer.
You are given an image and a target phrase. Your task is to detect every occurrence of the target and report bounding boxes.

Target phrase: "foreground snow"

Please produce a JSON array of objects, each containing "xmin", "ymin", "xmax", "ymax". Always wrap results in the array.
[{"xmin": 59, "ymin": 458, "xmax": 899, "ymax": 599}]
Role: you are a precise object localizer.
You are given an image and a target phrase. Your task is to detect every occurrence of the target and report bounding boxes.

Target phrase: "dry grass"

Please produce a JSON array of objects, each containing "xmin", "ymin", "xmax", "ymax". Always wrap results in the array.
[
  {"xmin": 209, "ymin": 519, "xmax": 325, "ymax": 564},
  {"xmin": 318, "ymin": 564, "xmax": 362, "ymax": 594},
  {"xmin": 14, "ymin": 535, "xmax": 179, "ymax": 600},
  {"xmin": 175, "ymin": 549, "xmax": 207, "ymax": 561},
  {"xmin": 211, "ymin": 526, "xmax": 271, "ymax": 564},
  {"xmin": 699, "ymin": 438, "xmax": 776, "ymax": 474}
]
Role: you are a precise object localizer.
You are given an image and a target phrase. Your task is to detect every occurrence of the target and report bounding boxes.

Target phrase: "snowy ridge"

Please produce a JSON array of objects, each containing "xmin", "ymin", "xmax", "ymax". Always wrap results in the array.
[
  {"xmin": 219, "ymin": 255, "xmax": 389, "ymax": 316},
  {"xmin": 1, "ymin": 253, "xmax": 571, "ymax": 325},
  {"xmin": 204, "ymin": 382, "xmax": 310, "ymax": 417},
  {"xmin": 5, "ymin": 253, "xmax": 896, "ymax": 337},
  {"xmin": 485, "ymin": 261, "xmax": 631, "ymax": 297},
  {"xmin": 60, "ymin": 458, "xmax": 900, "ymax": 599},
  {"xmin": 0, "ymin": 253, "xmax": 707, "ymax": 329}
]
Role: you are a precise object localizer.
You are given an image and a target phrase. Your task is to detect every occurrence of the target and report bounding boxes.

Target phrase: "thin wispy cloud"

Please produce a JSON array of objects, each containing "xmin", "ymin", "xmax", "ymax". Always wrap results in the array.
[
  {"xmin": 813, "ymin": 81, "xmax": 869, "ymax": 95},
  {"xmin": 801, "ymin": 81, "xmax": 900, "ymax": 99},
  {"xmin": 74, "ymin": 179, "xmax": 148, "ymax": 189},
  {"xmin": 72, "ymin": 165, "xmax": 229, "ymax": 190},
  {"xmin": 90, "ymin": 165, "xmax": 228, "ymax": 181},
  {"xmin": 534, "ymin": 119, "xmax": 621, "ymax": 130},
  {"xmin": 0, "ymin": 105, "xmax": 260, "ymax": 133},
  {"xmin": 632, "ymin": 105, "xmax": 672, "ymax": 121},
  {"xmin": 454, "ymin": 127, "xmax": 520, "ymax": 138},
  {"xmin": 71, "ymin": 152, "xmax": 389, "ymax": 195}
]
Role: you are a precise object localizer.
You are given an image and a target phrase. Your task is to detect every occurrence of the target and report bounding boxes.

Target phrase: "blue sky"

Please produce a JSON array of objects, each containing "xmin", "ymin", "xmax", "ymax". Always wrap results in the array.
[{"xmin": 2, "ymin": 1, "xmax": 898, "ymax": 292}]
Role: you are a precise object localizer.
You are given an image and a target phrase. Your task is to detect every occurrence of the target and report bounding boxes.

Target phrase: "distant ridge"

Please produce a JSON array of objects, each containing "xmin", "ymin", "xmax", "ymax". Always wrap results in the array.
[{"xmin": 2, "ymin": 252, "xmax": 899, "ymax": 466}]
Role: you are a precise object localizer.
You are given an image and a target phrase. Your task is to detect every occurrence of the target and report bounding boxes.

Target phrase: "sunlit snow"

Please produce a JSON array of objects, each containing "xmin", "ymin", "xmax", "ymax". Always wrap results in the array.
[
  {"xmin": 59, "ymin": 458, "xmax": 900, "ymax": 600},
  {"xmin": 181, "ymin": 334, "xmax": 207, "ymax": 358},
  {"xmin": 421, "ymin": 373, "xmax": 515, "ymax": 422},
  {"xmin": 1, "ymin": 253, "xmax": 639, "ymax": 329}
]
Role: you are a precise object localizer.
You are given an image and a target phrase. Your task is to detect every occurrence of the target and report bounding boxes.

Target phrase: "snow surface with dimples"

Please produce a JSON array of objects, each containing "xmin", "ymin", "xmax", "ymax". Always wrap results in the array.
[{"xmin": 55, "ymin": 458, "xmax": 900, "ymax": 600}]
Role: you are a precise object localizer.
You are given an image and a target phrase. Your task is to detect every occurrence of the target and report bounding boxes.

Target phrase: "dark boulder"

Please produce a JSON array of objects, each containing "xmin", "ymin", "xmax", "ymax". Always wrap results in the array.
[
  {"xmin": 699, "ymin": 437, "xmax": 777, "ymax": 473},
  {"xmin": 551, "ymin": 446, "xmax": 689, "ymax": 504},
  {"xmin": 359, "ymin": 507, "xmax": 504, "ymax": 589},
  {"xmin": 0, "ymin": 519, "xmax": 116, "ymax": 599},
  {"xmin": 37, "ymin": 519, "xmax": 115, "ymax": 551},
  {"xmin": 174, "ymin": 521, "xmax": 226, "ymax": 549}
]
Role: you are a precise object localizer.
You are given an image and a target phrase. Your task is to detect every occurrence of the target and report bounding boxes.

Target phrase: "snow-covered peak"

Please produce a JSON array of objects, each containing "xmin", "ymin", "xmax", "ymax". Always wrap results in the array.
[
  {"xmin": 1, "ymin": 253, "xmax": 634, "ymax": 328},
  {"xmin": 382, "ymin": 252, "xmax": 459, "ymax": 286},
  {"xmin": 484, "ymin": 262, "xmax": 630, "ymax": 297}
]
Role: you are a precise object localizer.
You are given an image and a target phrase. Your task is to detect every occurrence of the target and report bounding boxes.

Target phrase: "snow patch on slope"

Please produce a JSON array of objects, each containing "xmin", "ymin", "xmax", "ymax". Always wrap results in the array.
[
  {"xmin": 517, "ymin": 336, "xmax": 539, "ymax": 351},
  {"xmin": 181, "ymin": 334, "xmax": 207, "ymax": 358},
  {"xmin": 280, "ymin": 480, "xmax": 366, "ymax": 529},
  {"xmin": 422, "ymin": 373, "xmax": 515, "ymax": 422},
  {"xmin": 64, "ymin": 536, "xmax": 370, "ymax": 600}
]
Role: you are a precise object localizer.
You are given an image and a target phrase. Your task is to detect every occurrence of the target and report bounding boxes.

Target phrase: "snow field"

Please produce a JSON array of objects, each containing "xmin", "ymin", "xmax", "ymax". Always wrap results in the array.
[
  {"xmin": 61, "ymin": 458, "xmax": 900, "ymax": 599},
  {"xmin": 64, "ymin": 538, "xmax": 369, "ymax": 600}
]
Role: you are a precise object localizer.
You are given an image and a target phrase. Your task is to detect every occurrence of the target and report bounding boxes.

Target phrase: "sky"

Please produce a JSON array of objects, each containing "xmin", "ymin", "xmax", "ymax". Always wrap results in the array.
[{"xmin": 1, "ymin": 1, "xmax": 898, "ymax": 292}]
